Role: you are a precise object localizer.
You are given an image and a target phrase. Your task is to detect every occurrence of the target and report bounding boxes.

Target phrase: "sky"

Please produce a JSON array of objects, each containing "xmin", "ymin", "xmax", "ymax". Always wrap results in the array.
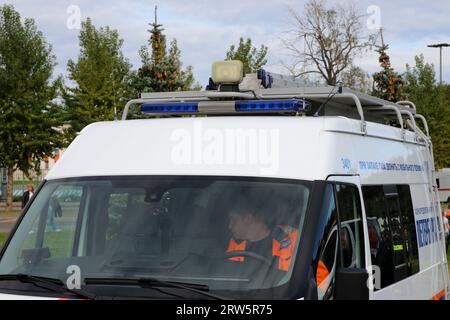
[{"xmin": 2, "ymin": 0, "xmax": 450, "ymax": 87}]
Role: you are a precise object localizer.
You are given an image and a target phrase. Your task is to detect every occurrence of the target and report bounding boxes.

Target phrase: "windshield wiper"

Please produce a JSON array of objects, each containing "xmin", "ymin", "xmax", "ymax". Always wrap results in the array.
[
  {"xmin": 0, "ymin": 274, "xmax": 96, "ymax": 300},
  {"xmin": 84, "ymin": 277, "xmax": 230, "ymax": 300}
]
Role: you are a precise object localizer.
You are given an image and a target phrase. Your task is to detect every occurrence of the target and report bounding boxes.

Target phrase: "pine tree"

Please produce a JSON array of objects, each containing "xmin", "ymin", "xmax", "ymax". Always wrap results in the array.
[
  {"xmin": 372, "ymin": 29, "xmax": 406, "ymax": 102},
  {"xmin": 128, "ymin": 7, "xmax": 198, "ymax": 96},
  {"xmin": 63, "ymin": 18, "xmax": 132, "ymax": 141},
  {"xmin": 0, "ymin": 4, "xmax": 64, "ymax": 208}
]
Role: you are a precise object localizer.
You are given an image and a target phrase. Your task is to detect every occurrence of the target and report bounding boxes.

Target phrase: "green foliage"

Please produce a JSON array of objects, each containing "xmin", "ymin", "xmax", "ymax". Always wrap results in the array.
[
  {"xmin": 128, "ymin": 16, "xmax": 198, "ymax": 97},
  {"xmin": 226, "ymin": 37, "xmax": 268, "ymax": 74},
  {"xmin": 404, "ymin": 55, "xmax": 450, "ymax": 169},
  {"xmin": 0, "ymin": 4, "xmax": 64, "ymax": 202},
  {"xmin": 372, "ymin": 44, "xmax": 406, "ymax": 102},
  {"xmin": 0, "ymin": 233, "xmax": 8, "ymax": 249},
  {"xmin": 63, "ymin": 18, "xmax": 132, "ymax": 141}
]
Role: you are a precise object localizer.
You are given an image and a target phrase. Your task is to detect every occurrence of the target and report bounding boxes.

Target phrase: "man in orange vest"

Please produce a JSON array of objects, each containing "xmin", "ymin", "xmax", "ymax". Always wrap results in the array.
[
  {"xmin": 225, "ymin": 196, "xmax": 296, "ymax": 272},
  {"xmin": 224, "ymin": 195, "xmax": 330, "ymax": 289}
]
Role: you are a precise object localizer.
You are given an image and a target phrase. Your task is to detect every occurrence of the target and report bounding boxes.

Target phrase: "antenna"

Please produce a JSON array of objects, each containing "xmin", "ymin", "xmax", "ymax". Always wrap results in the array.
[
  {"xmin": 379, "ymin": 27, "xmax": 385, "ymax": 48},
  {"xmin": 154, "ymin": 5, "xmax": 158, "ymax": 25},
  {"xmin": 112, "ymin": 69, "xmax": 117, "ymax": 121}
]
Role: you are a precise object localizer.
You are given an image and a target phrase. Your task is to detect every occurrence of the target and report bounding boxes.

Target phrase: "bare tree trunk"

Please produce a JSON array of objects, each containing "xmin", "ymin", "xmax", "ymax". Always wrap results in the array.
[{"xmin": 6, "ymin": 167, "xmax": 14, "ymax": 210}]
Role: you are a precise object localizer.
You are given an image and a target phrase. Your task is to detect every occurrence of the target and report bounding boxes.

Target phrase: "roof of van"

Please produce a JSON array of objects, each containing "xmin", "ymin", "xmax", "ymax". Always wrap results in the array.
[
  {"xmin": 46, "ymin": 116, "xmax": 428, "ymax": 184},
  {"xmin": 138, "ymin": 86, "xmax": 408, "ymax": 111}
]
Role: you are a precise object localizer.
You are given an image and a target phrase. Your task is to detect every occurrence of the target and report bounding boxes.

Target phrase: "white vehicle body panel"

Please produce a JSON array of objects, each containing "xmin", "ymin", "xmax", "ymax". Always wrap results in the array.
[
  {"xmin": 6, "ymin": 115, "xmax": 447, "ymax": 300},
  {"xmin": 46, "ymin": 117, "xmax": 427, "ymax": 183},
  {"xmin": 0, "ymin": 293, "xmax": 57, "ymax": 300}
]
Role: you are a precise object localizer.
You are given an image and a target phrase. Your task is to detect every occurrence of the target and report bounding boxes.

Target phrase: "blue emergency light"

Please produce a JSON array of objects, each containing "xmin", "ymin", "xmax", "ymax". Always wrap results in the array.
[
  {"xmin": 140, "ymin": 99, "xmax": 310, "ymax": 114},
  {"xmin": 235, "ymin": 99, "xmax": 310, "ymax": 112},
  {"xmin": 140, "ymin": 102, "xmax": 198, "ymax": 113}
]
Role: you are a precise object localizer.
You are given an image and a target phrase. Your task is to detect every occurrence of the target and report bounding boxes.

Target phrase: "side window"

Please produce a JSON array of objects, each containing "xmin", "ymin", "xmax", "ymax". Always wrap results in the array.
[
  {"xmin": 106, "ymin": 193, "xmax": 129, "ymax": 245},
  {"xmin": 397, "ymin": 185, "xmax": 419, "ymax": 275},
  {"xmin": 315, "ymin": 184, "xmax": 338, "ymax": 300},
  {"xmin": 44, "ymin": 185, "xmax": 83, "ymax": 257},
  {"xmin": 362, "ymin": 184, "xmax": 419, "ymax": 289},
  {"xmin": 22, "ymin": 185, "xmax": 84, "ymax": 259},
  {"xmin": 383, "ymin": 189, "xmax": 409, "ymax": 283},
  {"xmin": 340, "ymin": 227, "xmax": 354, "ymax": 267},
  {"xmin": 104, "ymin": 188, "xmax": 165, "ymax": 257},
  {"xmin": 362, "ymin": 185, "xmax": 394, "ymax": 289},
  {"xmin": 335, "ymin": 184, "xmax": 365, "ymax": 269},
  {"xmin": 104, "ymin": 190, "xmax": 148, "ymax": 252}
]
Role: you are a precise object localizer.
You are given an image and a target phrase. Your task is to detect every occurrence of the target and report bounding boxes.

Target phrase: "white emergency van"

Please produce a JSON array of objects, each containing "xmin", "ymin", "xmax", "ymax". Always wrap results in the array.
[
  {"xmin": 0, "ymin": 61, "xmax": 447, "ymax": 300},
  {"xmin": 437, "ymin": 168, "xmax": 450, "ymax": 204}
]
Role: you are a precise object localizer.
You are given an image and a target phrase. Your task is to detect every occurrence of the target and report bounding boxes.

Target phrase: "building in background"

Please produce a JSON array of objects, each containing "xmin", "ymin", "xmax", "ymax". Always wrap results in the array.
[{"xmin": 13, "ymin": 148, "xmax": 64, "ymax": 182}]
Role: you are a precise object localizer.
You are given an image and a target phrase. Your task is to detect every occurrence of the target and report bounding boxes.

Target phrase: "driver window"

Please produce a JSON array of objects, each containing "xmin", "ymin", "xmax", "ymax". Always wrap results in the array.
[
  {"xmin": 316, "ymin": 182, "xmax": 365, "ymax": 300},
  {"xmin": 21, "ymin": 185, "xmax": 83, "ymax": 260},
  {"xmin": 340, "ymin": 227, "xmax": 354, "ymax": 268},
  {"xmin": 335, "ymin": 184, "xmax": 365, "ymax": 269},
  {"xmin": 317, "ymin": 229, "xmax": 338, "ymax": 299},
  {"xmin": 315, "ymin": 184, "xmax": 338, "ymax": 300}
]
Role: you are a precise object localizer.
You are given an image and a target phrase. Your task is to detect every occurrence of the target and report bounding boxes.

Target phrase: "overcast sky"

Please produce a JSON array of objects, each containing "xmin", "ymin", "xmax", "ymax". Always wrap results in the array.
[{"xmin": 2, "ymin": 0, "xmax": 450, "ymax": 87}]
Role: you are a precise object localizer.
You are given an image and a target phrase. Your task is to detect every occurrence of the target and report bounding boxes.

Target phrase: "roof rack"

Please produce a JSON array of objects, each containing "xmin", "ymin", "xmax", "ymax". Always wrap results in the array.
[{"xmin": 121, "ymin": 85, "xmax": 429, "ymax": 140}]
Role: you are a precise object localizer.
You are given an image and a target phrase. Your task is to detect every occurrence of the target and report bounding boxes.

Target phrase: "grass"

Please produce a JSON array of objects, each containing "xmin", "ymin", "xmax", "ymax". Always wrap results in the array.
[
  {"xmin": 0, "ymin": 210, "xmax": 21, "ymax": 215},
  {"xmin": 22, "ymin": 230, "xmax": 74, "ymax": 258},
  {"xmin": 447, "ymin": 251, "xmax": 450, "ymax": 277},
  {"xmin": 0, "ymin": 230, "xmax": 73, "ymax": 259},
  {"xmin": 0, "ymin": 232, "xmax": 9, "ymax": 248},
  {"xmin": 0, "ymin": 203, "xmax": 78, "ymax": 257}
]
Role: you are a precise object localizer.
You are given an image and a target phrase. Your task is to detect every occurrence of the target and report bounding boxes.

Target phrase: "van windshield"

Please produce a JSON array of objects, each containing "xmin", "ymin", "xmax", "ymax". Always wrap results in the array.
[{"xmin": 0, "ymin": 176, "xmax": 311, "ymax": 299}]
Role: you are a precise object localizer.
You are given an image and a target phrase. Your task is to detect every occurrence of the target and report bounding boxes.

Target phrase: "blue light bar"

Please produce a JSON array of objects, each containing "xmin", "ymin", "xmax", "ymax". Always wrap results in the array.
[
  {"xmin": 235, "ymin": 99, "xmax": 310, "ymax": 112},
  {"xmin": 139, "ymin": 99, "xmax": 310, "ymax": 115},
  {"xmin": 141, "ymin": 102, "xmax": 198, "ymax": 113}
]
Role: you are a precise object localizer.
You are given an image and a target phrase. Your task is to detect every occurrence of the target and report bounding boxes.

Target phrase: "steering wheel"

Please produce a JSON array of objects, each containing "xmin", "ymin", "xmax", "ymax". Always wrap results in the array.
[
  {"xmin": 225, "ymin": 250, "xmax": 272, "ymax": 267},
  {"xmin": 224, "ymin": 251, "xmax": 283, "ymax": 289}
]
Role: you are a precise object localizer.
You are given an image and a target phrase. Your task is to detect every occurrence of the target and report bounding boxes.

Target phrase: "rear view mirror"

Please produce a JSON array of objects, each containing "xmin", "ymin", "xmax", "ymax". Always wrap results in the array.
[{"xmin": 334, "ymin": 267, "xmax": 369, "ymax": 300}]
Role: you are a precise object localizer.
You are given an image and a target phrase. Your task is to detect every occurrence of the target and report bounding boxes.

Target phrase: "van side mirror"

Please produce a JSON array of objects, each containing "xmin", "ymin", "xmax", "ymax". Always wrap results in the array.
[{"xmin": 334, "ymin": 267, "xmax": 369, "ymax": 300}]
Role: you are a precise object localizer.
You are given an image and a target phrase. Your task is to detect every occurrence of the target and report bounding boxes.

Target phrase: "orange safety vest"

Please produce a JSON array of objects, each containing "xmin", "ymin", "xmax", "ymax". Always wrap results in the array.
[
  {"xmin": 225, "ymin": 226, "xmax": 298, "ymax": 271},
  {"xmin": 316, "ymin": 260, "xmax": 329, "ymax": 286},
  {"xmin": 445, "ymin": 209, "xmax": 450, "ymax": 218},
  {"xmin": 226, "ymin": 226, "xmax": 330, "ymax": 288}
]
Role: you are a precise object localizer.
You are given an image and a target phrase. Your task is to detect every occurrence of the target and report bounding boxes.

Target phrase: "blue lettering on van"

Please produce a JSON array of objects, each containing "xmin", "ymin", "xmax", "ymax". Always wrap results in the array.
[
  {"xmin": 415, "ymin": 207, "xmax": 433, "ymax": 215},
  {"xmin": 416, "ymin": 217, "xmax": 440, "ymax": 248},
  {"xmin": 358, "ymin": 161, "xmax": 423, "ymax": 172},
  {"xmin": 341, "ymin": 158, "xmax": 351, "ymax": 170}
]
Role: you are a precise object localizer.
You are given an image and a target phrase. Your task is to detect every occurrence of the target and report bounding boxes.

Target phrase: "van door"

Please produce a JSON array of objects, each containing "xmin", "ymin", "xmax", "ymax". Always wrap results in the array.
[{"xmin": 315, "ymin": 175, "xmax": 368, "ymax": 299}]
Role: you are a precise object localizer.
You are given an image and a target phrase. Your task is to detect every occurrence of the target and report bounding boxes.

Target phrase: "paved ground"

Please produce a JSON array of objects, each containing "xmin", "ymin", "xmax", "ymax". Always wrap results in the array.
[
  {"xmin": 0, "ymin": 202, "xmax": 21, "ymax": 234},
  {"xmin": 0, "ymin": 214, "xmax": 19, "ymax": 233},
  {"xmin": 0, "ymin": 202, "xmax": 21, "ymax": 210}
]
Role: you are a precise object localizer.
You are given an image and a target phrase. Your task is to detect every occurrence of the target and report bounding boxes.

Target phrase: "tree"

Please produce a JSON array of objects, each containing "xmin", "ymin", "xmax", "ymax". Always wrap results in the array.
[
  {"xmin": 340, "ymin": 65, "xmax": 371, "ymax": 93},
  {"xmin": 404, "ymin": 55, "xmax": 450, "ymax": 169},
  {"xmin": 282, "ymin": 0, "xmax": 375, "ymax": 85},
  {"xmin": 372, "ymin": 30, "xmax": 406, "ymax": 102},
  {"xmin": 128, "ymin": 7, "xmax": 198, "ymax": 96},
  {"xmin": 0, "ymin": 4, "xmax": 64, "ymax": 208},
  {"xmin": 63, "ymin": 18, "xmax": 131, "ymax": 141},
  {"xmin": 226, "ymin": 37, "xmax": 268, "ymax": 74}
]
